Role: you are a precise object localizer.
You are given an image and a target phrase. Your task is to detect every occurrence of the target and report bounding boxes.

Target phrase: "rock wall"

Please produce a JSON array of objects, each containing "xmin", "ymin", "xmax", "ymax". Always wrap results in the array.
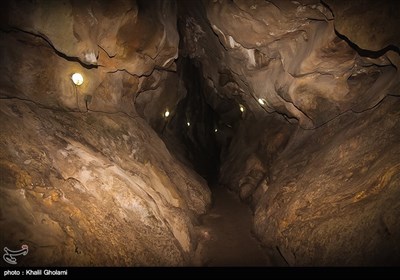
[
  {"xmin": 1, "ymin": 0, "xmax": 399, "ymax": 267},
  {"xmin": 180, "ymin": 0, "xmax": 400, "ymax": 129},
  {"xmin": 0, "ymin": 100, "xmax": 210, "ymax": 266},
  {"xmin": 253, "ymin": 97, "xmax": 400, "ymax": 265},
  {"xmin": 179, "ymin": 0, "xmax": 400, "ymax": 265},
  {"xmin": 221, "ymin": 96, "xmax": 400, "ymax": 265},
  {"xmin": 0, "ymin": 0, "xmax": 210, "ymax": 266}
]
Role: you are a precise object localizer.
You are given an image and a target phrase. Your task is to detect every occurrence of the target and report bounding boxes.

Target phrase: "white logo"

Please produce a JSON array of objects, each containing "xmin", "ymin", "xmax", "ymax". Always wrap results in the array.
[{"xmin": 3, "ymin": 245, "xmax": 29, "ymax": 265}]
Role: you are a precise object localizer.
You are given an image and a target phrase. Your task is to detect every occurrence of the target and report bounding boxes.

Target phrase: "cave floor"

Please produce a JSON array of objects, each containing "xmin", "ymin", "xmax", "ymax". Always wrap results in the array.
[{"xmin": 195, "ymin": 186, "xmax": 284, "ymax": 266}]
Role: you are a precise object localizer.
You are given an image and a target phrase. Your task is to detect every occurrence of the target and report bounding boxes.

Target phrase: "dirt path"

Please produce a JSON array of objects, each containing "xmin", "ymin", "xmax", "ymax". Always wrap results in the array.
[{"xmin": 194, "ymin": 186, "xmax": 284, "ymax": 266}]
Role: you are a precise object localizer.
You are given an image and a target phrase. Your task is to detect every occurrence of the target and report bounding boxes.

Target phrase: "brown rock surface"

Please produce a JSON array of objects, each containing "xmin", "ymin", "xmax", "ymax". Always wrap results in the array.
[
  {"xmin": 178, "ymin": 0, "xmax": 400, "ymax": 265},
  {"xmin": 0, "ymin": 99, "xmax": 210, "ymax": 266},
  {"xmin": 325, "ymin": 0, "xmax": 400, "ymax": 51},
  {"xmin": 1, "ymin": 0, "xmax": 399, "ymax": 267},
  {"xmin": 0, "ymin": 0, "xmax": 209, "ymax": 266},
  {"xmin": 180, "ymin": 0, "xmax": 399, "ymax": 129},
  {"xmin": 220, "ymin": 96, "xmax": 400, "ymax": 265},
  {"xmin": 1, "ymin": 0, "xmax": 178, "ymax": 113}
]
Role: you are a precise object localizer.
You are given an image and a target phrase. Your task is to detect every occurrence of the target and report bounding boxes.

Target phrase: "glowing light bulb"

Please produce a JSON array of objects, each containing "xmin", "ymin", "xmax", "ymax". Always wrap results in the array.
[
  {"xmin": 164, "ymin": 110, "xmax": 170, "ymax": 118},
  {"xmin": 258, "ymin": 98, "xmax": 265, "ymax": 105},
  {"xmin": 239, "ymin": 104, "xmax": 245, "ymax": 112},
  {"xmin": 187, "ymin": 122, "xmax": 191, "ymax": 127},
  {"xmin": 71, "ymin": 73, "xmax": 84, "ymax": 86}
]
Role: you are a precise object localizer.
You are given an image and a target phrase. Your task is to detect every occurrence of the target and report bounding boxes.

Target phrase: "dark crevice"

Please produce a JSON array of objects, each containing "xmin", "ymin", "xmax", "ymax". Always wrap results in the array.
[
  {"xmin": 1, "ymin": 27, "xmax": 98, "ymax": 69},
  {"xmin": 154, "ymin": 1, "xmax": 225, "ymax": 185},
  {"xmin": 0, "ymin": 95, "xmax": 139, "ymax": 120},
  {"xmin": 322, "ymin": 0, "xmax": 400, "ymax": 58},
  {"xmin": 162, "ymin": 0, "xmax": 247, "ymax": 185},
  {"xmin": 164, "ymin": 57, "xmax": 221, "ymax": 185},
  {"xmin": 335, "ymin": 30, "xmax": 400, "ymax": 58},
  {"xmin": 320, "ymin": 0, "xmax": 335, "ymax": 17}
]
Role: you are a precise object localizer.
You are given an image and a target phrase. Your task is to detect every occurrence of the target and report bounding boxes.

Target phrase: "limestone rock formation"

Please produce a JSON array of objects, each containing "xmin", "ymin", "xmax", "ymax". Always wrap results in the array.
[
  {"xmin": 176, "ymin": 0, "xmax": 400, "ymax": 265},
  {"xmin": 220, "ymin": 96, "xmax": 400, "ymax": 265},
  {"xmin": 325, "ymin": 0, "xmax": 400, "ymax": 52},
  {"xmin": 0, "ymin": 0, "xmax": 210, "ymax": 266},
  {"xmin": 0, "ymin": 99, "xmax": 210, "ymax": 266},
  {"xmin": 180, "ymin": 0, "xmax": 399, "ymax": 129},
  {"xmin": 1, "ymin": 0, "xmax": 399, "ymax": 267},
  {"xmin": 1, "ymin": 0, "xmax": 179, "ymax": 113},
  {"xmin": 178, "ymin": 0, "xmax": 400, "ymax": 265}
]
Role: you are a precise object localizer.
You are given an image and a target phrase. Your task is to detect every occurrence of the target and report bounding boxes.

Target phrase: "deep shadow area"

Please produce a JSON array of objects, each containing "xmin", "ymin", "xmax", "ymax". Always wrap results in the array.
[
  {"xmin": 160, "ymin": 0, "xmax": 242, "ymax": 185},
  {"xmin": 164, "ymin": 57, "xmax": 221, "ymax": 184}
]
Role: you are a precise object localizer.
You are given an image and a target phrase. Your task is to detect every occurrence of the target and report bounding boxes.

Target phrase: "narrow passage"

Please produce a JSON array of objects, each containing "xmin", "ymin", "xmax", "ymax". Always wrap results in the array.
[{"xmin": 195, "ymin": 186, "xmax": 284, "ymax": 266}]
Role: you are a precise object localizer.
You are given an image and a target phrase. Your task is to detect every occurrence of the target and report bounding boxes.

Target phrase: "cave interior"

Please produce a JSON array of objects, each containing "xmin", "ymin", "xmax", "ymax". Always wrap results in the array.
[{"xmin": 0, "ymin": 0, "xmax": 399, "ymax": 267}]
